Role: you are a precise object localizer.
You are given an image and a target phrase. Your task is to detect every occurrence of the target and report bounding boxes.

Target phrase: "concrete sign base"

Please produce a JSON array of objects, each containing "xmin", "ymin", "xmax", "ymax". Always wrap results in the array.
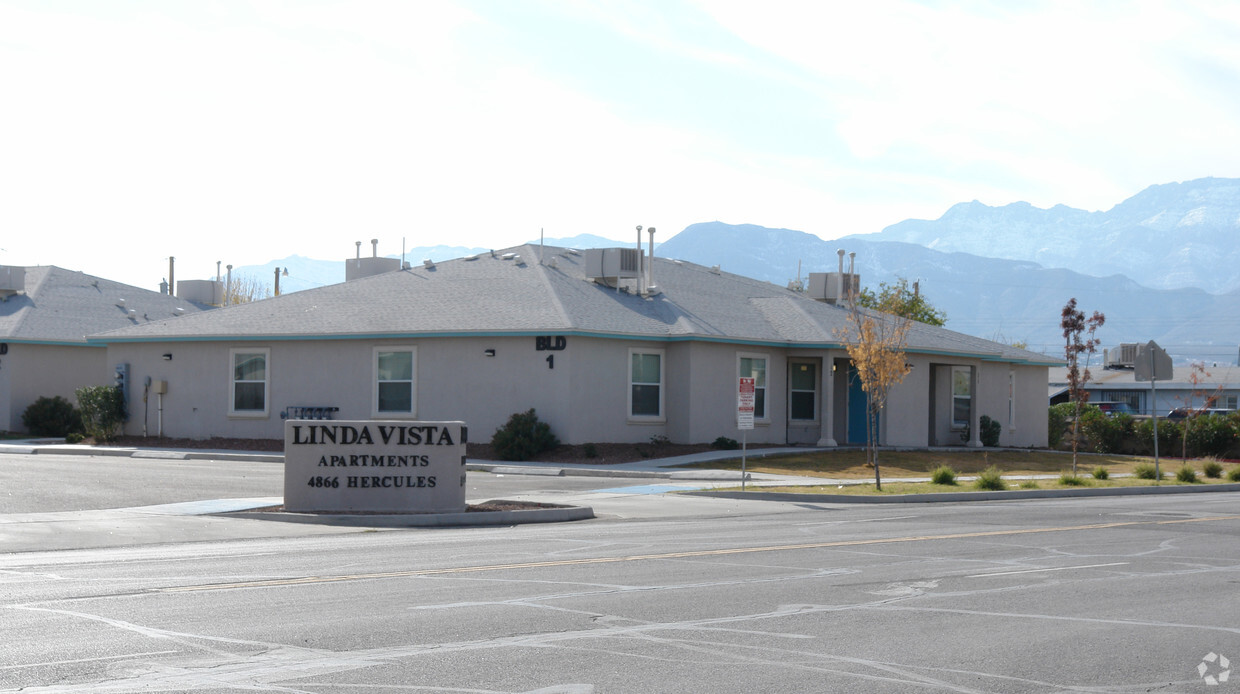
[{"xmin": 283, "ymin": 420, "xmax": 467, "ymax": 514}]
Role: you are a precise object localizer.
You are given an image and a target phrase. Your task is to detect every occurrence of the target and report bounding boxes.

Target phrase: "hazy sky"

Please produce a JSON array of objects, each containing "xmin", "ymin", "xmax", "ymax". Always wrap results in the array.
[{"xmin": 3, "ymin": 1, "xmax": 1238, "ymax": 291}]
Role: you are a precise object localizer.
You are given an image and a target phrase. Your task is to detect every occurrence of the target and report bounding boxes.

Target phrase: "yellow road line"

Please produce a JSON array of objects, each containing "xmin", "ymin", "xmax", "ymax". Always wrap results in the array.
[{"xmin": 157, "ymin": 514, "xmax": 1240, "ymax": 593}]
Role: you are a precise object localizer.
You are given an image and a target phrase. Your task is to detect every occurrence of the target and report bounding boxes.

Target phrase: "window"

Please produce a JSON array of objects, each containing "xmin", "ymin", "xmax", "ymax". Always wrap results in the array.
[
  {"xmin": 789, "ymin": 361, "xmax": 817, "ymax": 421},
  {"xmin": 374, "ymin": 347, "xmax": 416, "ymax": 416},
  {"xmin": 230, "ymin": 348, "xmax": 269, "ymax": 416},
  {"xmin": 629, "ymin": 349, "xmax": 663, "ymax": 419},
  {"xmin": 1222, "ymin": 395, "xmax": 1238, "ymax": 410},
  {"xmin": 951, "ymin": 366, "xmax": 971, "ymax": 429},
  {"xmin": 738, "ymin": 354, "xmax": 768, "ymax": 420}
]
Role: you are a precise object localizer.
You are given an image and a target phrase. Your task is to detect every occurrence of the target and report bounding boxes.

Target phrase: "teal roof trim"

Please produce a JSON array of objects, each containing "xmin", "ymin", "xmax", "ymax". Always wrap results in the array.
[{"xmin": 88, "ymin": 328, "xmax": 1059, "ymax": 365}]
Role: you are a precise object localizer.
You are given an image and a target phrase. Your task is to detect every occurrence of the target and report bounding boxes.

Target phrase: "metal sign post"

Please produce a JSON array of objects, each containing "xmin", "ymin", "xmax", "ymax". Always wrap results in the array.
[
  {"xmin": 1135, "ymin": 340, "xmax": 1173, "ymax": 482},
  {"xmin": 738, "ymin": 377, "xmax": 755, "ymax": 491}
]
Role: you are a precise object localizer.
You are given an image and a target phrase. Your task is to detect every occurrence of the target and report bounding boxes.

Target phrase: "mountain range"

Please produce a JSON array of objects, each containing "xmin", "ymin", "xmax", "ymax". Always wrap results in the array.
[{"xmin": 223, "ymin": 177, "xmax": 1240, "ymax": 366}]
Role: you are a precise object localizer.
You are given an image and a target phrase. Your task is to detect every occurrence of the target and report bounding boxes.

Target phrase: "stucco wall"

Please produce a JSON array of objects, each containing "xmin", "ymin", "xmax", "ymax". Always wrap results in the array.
[
  {"xmin": 2, "ymin": 344, "xmax": 107, "ymax": 433},
  {"xmin": 881, "ymin": 354, "xmax": 933, "ymax": 447},
  {"xmin": 105, "ymin": 336, "xmax": 1052, "ymax": 448}
]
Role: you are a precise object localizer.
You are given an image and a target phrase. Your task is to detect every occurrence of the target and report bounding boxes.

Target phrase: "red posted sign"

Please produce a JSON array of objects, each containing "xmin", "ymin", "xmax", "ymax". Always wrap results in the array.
[{"xmin": 738, "ymin": 377, "xmax": 755, "ymax": 430}]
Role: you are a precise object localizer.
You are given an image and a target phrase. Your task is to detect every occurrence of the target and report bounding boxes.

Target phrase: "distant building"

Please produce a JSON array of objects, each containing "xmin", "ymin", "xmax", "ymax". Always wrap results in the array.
[
  {"xmin": 91, "ymin": 246, "xmax": 1059, "ymax": 447},
  {"xmin": 1049, "ymin": 363, "xmax": 1239, "ymax": 417},
  {"xmin": 0, "ymin": 266, "xmax": 205, "ymax": 433}
]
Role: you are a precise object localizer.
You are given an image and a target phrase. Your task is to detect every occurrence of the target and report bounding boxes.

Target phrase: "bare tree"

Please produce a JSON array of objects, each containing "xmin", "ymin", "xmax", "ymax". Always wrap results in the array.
[
  {"xmin": 1061, "ymin": 298, "xmax": 1105, "ymax": 475},
  {"xmin": 837, "ymin": 297, "xmax": 913, "ymax": 490},
  {"xmin": 224, "ymin": 275, "xmax": 272, "ymax": 305}
]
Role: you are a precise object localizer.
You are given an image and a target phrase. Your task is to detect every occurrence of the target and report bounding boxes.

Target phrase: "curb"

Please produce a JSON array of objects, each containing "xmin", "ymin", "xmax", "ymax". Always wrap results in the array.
[
  {"xmin": 226, "ymin": 501, "xmax": 595, "ymax": 527},
  {"xmin": 686, "ymin": 482, "xmax": 1240, "ymax": 504}
]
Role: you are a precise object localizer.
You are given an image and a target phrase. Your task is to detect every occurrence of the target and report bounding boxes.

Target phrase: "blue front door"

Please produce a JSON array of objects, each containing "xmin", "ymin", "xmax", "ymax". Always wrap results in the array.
[{"xmin": 847, "ymin": 364, "xmax": 877, "ymax": 444}]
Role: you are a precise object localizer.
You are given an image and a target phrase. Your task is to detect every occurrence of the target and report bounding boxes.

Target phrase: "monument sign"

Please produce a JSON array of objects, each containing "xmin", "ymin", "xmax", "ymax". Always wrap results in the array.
[{"xmin": 284, "ymin": 420, "xmax": 467, "ymax": 513}]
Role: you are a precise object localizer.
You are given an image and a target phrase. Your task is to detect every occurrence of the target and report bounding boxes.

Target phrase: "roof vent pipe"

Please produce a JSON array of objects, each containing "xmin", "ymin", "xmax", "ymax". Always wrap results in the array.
[
  {"xmin": 646, "ymin": 227, "xmax": 656, "ymax": 291},
  {"xmin": 838, "ymin": 249, "xmax": 848, "ymax": 303},
  {"xmin": 168, "ymin": 256, "xmax": 175, "ymax": 296},
  {"xmin": 371, "ymin": 239, "xmax": 378, "ymax": 258},
  {"xmin": 355, "ymin": 241, "xmax": 362, "ymax": 268},
  {"xmin": 847, "ymin": 252, "xmax": 856, "ymax": 303},
  {"xmin": 635, "ymin": 225, "xmax": 644, "ymax": 295}
]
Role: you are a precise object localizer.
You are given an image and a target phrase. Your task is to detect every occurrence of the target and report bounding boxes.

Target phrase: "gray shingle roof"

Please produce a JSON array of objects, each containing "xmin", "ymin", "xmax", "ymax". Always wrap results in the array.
[
  {"xmin": 89, "ymin": 246, "xmax": 1059, "ymax": 365},
  {"xmin": 0, "ymin": 266, "xmax": 206, "ymax": 344}
]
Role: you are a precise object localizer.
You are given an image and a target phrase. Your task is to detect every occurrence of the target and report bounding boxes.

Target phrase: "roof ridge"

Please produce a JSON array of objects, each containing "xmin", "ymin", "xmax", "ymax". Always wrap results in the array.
[{"xmin": 526, "ymin": 245, "xmax": 574, "ymax": 329}]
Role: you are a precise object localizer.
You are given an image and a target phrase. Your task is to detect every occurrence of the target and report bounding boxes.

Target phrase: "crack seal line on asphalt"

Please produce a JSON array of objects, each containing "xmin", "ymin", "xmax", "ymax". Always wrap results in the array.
[{"xmin": 155, "ymin": 514, "xmax": 1240, "ymax": 594}]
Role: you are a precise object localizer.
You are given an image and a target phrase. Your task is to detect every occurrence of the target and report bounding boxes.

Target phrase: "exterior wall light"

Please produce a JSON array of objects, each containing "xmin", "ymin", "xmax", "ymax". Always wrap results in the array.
[
  {"xmin": 484, "ymin": 349, "xmax": 496, "ymax": 357},
  {"xmin": 162, "ymin": 354, "xmax": 173, "ymax": 360}
]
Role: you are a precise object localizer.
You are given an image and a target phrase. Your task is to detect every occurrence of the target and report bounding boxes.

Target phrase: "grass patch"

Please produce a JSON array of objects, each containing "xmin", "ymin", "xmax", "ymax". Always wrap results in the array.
[
  {"xmin": 677, "ymin": 449, "xmax": 1158, "ymax": 480},
  {"xmin": 1176, "ymin": 464, "xmax": 1199, "ymax": 483},
  {"xmin": 1019, "ymin": 480, "xmax": 1040, "ymax": 489},
  {"xmin": 929, "ymin": 466, "xmax": 957, "ymax": 486},
  {"xmin": 1133, "ymin": 462, "xmax": 1163, "ymax": 480},
  {"xmin": 1059, "ymin": 473, "xmax": 1089, "ymax": 486},
  {"xmin": 1202, "ymin": 460, "xmax": 1223, "ymax": 479},
  {"xmin": 1092, "ymin": 466, "xmax": 1109, "ymax": 480},
  {"xmin": 1229, "ymin": 466, "xmax": 1240, "ymax": 482},
  {"xmin": 974, "ymin": 466, "xmax": 1006, "ymax": 491}
]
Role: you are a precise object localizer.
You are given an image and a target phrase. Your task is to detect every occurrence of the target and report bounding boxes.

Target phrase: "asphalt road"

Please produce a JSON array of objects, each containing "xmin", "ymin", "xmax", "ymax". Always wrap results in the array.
[{"xmin": 2, "ymin": 452, "xmax": 1239, "ymax": 692}]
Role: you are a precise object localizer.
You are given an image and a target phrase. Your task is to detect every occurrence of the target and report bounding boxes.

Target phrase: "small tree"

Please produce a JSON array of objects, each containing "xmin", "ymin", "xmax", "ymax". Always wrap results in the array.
[
  {"xmin": 837, "ymin": 298, "xmax": 912, "ymax": 490},
  {"xmin": 1177, "ymin": 362, "xmax": 1223, "ymax": 460},
  {"xmin": 75, "ymin": 385, "xmax": 126, "ymax": 442},
  {"xmin": 1061, "ymin": 298, "xmax": 1105, "ymax": 475},
  {"xmin": 855, "ymin": 278, "xmax": 947, "ymax": 326}
]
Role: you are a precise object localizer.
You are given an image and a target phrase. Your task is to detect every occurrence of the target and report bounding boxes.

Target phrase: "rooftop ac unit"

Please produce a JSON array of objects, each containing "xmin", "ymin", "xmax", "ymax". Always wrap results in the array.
[
  {"xmin": 584, "ymin": 248, "xmax": 640, "ymax": 281},
  {"xmin": 807, "ymin": 272, "xmax": 859, "ymax": 304},
  {"xmin": 0, "ymin": 265, "xmax": 26, "ymax": 298},
  {"xmin": 1104, "ymin": 343, "xmax": 1139, "ymax": 369}
]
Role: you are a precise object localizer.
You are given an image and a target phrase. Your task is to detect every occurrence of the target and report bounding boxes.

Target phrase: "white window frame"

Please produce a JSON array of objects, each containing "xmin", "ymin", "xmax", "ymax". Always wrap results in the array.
[
  {"xmin": 628, "ymin": 348, "xmax": 665, "ymax": 422},
  {"xmin": 951, "ymin": 366, "xmax": 971, "ymax": 430},
  {"xmin": 788, "ymin": 359, "xmax": 819, "ymax": 422},
  {"xmin": 228, "ymin": 347, "xmax": 270, "ymax": 418},
  {"xmin": 373, "ymin": 346, "xmax": 417, "ymax": 418},
  {"xmin": 737, "ymin": 352, "xmax": 770, "ymax": 423}
]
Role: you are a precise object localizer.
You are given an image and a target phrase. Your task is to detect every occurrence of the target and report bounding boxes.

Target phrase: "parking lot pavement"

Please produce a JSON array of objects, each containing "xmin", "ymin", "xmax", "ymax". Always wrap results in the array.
[{"xmin": 0, "ymin": 448, "xmax": 798, "ymax": 553}]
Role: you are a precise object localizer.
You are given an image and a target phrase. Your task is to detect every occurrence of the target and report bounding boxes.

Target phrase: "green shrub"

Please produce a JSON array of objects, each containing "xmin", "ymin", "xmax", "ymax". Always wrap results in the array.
[
  {"xmin": 490, "ymin": 409, "xmax": 559, "ymax": 461},
  {"xmin": 65, "ymin": 432, "xmax": 85, "ymax": 444},
  {"xmin": 929, "ymin": 465, "xmax": 957, "ymax": 485},
  {"xmin": 1133, "ymin": 462, "xmax": 1162, "ymax": 480},
  {"xmin": 649, "ymin": 434, "xmax": 671, "ymax": 447},
  {"xmin": 1228, "ymin": 466, "xmax": 1240, "ymax": 482},
  {"xmin": 711, "ymin": 436, "xmax": 740, "ymax": 450},
  {"xmin": 1019, "ymin": 480, "xmax": 1040, "ymax": 489},
  {"xmin": 1080, "ymin": 411, "xmax": 1132, "ymax": 454},
  {"xmin": 74, "ymin": 386, "xmax": 126, "ymax": 442},
  {"xmin": 1135, "ymin": 418, "xmax": 1180, "ymax": 456},
  {"xmin": 21, "ymin": 396, "xmax": 83, "ymax": 437},
  {"xmin": 1202, "ymin": 460, "xmax": 1223, "ymax": 479},
  {"xmin": 1184, "ymin": 414, "xmax": 1237, "ymax": 458},
  {"xmin": 1176, "ymin": 464, "xmax": 1198, "ymax": 483},
  {"xmin": 1047, "ymin": 402, "xmax": 1076, "ymax": 448},
  {"xmin": 1059, "ymin": 473, "xmax": 1088, "ymax": 486},
  {"xmin": 974, "ymin": 466, "xmax": 1006, "ymax": 491},
  {"xmin": 1092, "ymin": 466, "xmax": 1109, "ymax": 480},
  {"xmin": 979, "ymin": 415, "xmax": 1002, "ymax": 447},
  {"xmin": 583, "ymin": 443, "xmax": 598, "ymax": 459}
]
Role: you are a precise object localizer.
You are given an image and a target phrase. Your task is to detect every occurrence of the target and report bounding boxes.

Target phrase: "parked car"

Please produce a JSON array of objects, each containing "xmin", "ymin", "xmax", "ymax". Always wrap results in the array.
[
  {"xmin": 1095, "ymin": 402, "xmax": 1135, "ymax": 417},
  {"xmin": 1165, "ymin": 407, "xmax": 1233, "ymax": 420}
]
